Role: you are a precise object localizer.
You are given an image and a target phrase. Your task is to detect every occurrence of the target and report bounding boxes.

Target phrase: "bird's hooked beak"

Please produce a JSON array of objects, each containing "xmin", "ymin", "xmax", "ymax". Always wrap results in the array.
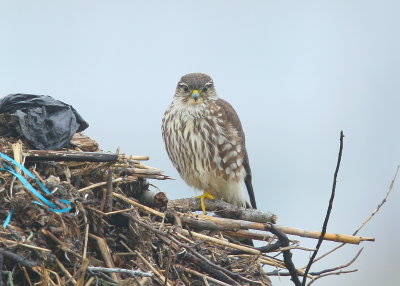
[{"xmin": 191, "ymin": 90, "xmax": 200, "ymax": 101}]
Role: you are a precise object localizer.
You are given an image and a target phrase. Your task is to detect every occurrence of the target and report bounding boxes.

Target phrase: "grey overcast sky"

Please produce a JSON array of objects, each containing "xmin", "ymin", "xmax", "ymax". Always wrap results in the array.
[{"xmin": 1, "ymin": 1, "xmax": 399, "ymax": 285}]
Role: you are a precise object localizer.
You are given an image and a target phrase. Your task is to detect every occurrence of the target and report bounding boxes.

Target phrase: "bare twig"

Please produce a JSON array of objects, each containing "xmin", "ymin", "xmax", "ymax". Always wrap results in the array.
[
  {"xmin": 313, "ymin": 165, "xmax": 399, "ymax": 265},
  {"xmin": 180, "ymin": 267, "xmax": 233, "ymax": 286},
  {"xmin": 302, "ymin": 131, "xmax": 344, "ymax": 286},
  {"xmin": 267, "ymin": 247, "xmax": 363, "ymax": 280},
  {"xmin": 78, "ymin": 178, "xmax": 123, "ymax": 193},
  {"xmin": 353, "ymin": 165, "xmax": 400, "ymax": 236},
  {"xmin": 112, "ymin": 192, "xmax": 165, "ymax": 218},
  {"xmin": 120, "ymin": 241, "xmax": 173, "ymax": 286},
  {"xmin": 105, "ymin": 169, "xmax": 114, "ymax": 212},
  {"xmin": 177, "ymin": 249, "xmax": 238, "ymax": 285},
  {"xmin": 87, "ymin": 266, "xmax": 153, "ymax": 277},
  {"xmin": 0, "ymin": 237, "xmax": 51, "ymax": 253},
  {"xmin": 55, "ymin": 257, "xmax": 77, "ymax": 284},
  {"xmin": 307, "ymin": 269, "xmax": 358, "ymax": 286}
]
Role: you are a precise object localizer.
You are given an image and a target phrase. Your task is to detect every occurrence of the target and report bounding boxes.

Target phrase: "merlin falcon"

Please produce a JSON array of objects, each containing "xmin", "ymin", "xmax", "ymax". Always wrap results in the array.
[{"xmin": 162, "ymin": 73, "xmax": 257, "ymax": 212}]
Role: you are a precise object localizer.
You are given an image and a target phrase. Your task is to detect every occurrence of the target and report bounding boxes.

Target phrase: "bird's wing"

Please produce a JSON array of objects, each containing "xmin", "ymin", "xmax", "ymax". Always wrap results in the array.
[{"xmin": 215, "ymin": 98, "xmax": 257, "ymax": 209}]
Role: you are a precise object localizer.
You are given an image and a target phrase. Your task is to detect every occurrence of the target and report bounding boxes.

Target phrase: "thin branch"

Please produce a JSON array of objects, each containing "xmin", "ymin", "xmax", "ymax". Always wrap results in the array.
[
  {"xmin": 313, "ymin": 164, "xmax": 399, "ymax": 265},
  {"xmin": 307, "ymin": 269, "xmax": 358, "ymax": 286},
  {"xmin": 105, "ymin": 169, "xmax": 114, "ymax": 212},
  {"xmin": 87, "ymin": 266, "xmax": 153, "ymax": 277},
  {"xmin": 353, "ymin": 165, "xmax": 400, "ymax": 236},
  {"xmin": 311, "ymin": 248, "xmax": 363, "ymax": 276},
  {"xmin": 179, "ymin": 267, "xmax": 233, "ymax": 286},
  {"xmin": 302, "ymin": 131, "xmax": 344, "ymax": 286}
]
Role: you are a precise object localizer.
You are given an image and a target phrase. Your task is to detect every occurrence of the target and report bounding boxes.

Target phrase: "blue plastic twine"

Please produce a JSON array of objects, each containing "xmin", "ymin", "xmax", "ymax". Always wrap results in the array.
[{"xmin": 0, "ymin": 151, "xmax": 72, "ymax": 228}]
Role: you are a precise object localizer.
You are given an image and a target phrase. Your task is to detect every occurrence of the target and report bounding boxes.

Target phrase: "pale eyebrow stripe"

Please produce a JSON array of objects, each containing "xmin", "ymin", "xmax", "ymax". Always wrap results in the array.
[{"xmin": 179, "ymin": 82, "xmax": 189, "ymax": 88}]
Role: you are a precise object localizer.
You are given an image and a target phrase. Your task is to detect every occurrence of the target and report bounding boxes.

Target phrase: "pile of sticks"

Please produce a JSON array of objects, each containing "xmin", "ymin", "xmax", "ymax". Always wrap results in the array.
[{"xmin": 0, "ymin": 134, "xmax": 376, "ymax": 286}]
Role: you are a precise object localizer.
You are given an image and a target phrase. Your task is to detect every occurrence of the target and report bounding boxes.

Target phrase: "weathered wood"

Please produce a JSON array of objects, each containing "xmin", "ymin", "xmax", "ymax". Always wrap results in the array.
[
  {"xmin": 198, "ymin": 215, "xmax": 374, "ymax": 244},
  {"xmin": 168, "ymin": 197, "xmax": 277, "ymax": 223},
  {"xmin": 70, "ymin": 132, "xmax": 99, "ymax": 152},
  {"xmin": 23, "ymin": 150, "xmax": 118, "ymax": 162}
]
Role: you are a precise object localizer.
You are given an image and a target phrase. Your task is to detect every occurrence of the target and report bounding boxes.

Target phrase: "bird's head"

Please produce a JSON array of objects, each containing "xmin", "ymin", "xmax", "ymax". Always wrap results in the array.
[{"xmin": 175, "ymin": 73, "xmax": 217, "ymax": 105}]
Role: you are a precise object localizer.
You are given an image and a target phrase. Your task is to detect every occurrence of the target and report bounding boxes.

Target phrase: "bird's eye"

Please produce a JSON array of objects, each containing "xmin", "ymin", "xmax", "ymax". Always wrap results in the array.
[
  {"xmin": 180, "ymin": 84, "xmax": 189, "ymax": 92},
  {"xmin": 203, "ymin": 82, "xmax": 213, "ymax": 92}
]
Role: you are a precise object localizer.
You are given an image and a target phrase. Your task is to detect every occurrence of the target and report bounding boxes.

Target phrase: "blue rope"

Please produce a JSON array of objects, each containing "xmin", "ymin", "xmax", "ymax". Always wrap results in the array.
[
  {"xmin": 2, "ymin": 209, "xmax": 14, "ymax": 228},
  {"xmin": 0, "ymin": 152, "xmax": 72, "ymax": 228}
]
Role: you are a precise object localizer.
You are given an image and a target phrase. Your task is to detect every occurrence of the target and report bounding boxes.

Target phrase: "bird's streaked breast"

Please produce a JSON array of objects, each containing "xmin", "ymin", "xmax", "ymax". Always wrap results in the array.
[{"xmin": 162, "ymin": 98, "xmax": 245, "ymax": 191}]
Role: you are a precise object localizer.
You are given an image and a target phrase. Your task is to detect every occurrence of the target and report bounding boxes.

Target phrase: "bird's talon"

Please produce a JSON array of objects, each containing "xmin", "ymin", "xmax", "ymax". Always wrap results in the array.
[{"xmin": 195, "ymin": 192, "xmax": 215, "ymax": 214}]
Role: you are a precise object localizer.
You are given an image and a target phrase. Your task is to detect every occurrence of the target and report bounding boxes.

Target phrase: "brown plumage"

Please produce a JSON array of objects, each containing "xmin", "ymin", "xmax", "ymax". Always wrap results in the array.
[{"xmin": 162, "ymin": 73, "xmax": 256, "ymax": 209}]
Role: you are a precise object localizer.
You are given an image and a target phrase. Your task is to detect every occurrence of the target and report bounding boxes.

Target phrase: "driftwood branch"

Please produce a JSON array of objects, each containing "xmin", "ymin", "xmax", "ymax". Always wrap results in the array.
[
  {"xmin": 181, "ymin": 214, "xmax": 372, "ymax": 244},
  {"xmin": 23, "ymin": 150, "xmax": 118, "ymax": 162},
  {"xmin": 168, "ymin": 197, "xmax": 277, "ymax": 223},
  {"xmin": 3, "ymin": 147, "xmax": 151, "ymax": 163}
]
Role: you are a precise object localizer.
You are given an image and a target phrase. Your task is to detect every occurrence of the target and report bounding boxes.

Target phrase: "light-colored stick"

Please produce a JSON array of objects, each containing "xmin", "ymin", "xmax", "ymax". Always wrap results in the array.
[
  {"xmin": 135, "ymin": 250, "xmax": 173, "ymax": 286},
  {"xmin": 87, "ymin": 266, "xmax": 153, "ymax": 277},
  {"xmin": 197, "ymin": 215, "xmax": 373, "ymax": 244},
  {"xmin": 22, "ymin": 266, "xmax": 33, "ymax": 286},
  {"xmin": 0, "ymin": 237, "xmax": 51, "ymax": 252},
  {"xmin": 88, "ymin": 234, "xmax": 119, "ymax": 281},
  {"xmin": 55, "ymin": 257, "xmax": 77, "ymax": 284},
  {"xmin": 76, "ymin": 258, "xmax": 89, "ymax": 286},
  {"xmin": 223, "ymin": 230, "xmax": 273, "ymax": 241},
  {"xmin": 82, "ymin": 224, "xmax": 89, "ymax": 260},
  {"xmin": 121, "ymin": 155, "xmax": 149, "ymax": 161},
  {"xmin": 274, "ymin": 225, "xmax": 374, "ymax": 244},
  {"xmin": 112, "ymin": 192, "xmax": 165, "ymax": 218},
  {"xmin": 183, "ymin": 267, "xmax": 232, "ymax": 286},
  {"xmin": 120, "ymin": 241, "xmax": 173, "ymax": 286},
  {"xmin": 180, "ymin": 229, "xmax": 260, "ymax": 255},
  {"xmin": 12, "ymin": 141, "xmax": 23, "ymax": 174},
  {"xmin": 83, "ymin": 277, "xmax": 95, "ymax": 286},
  {"xmin": 103, "ymin": 208, "xmax": 135, "ymax": 216},
  {"xmin": 78, "ymin": 178, "xmax": 123, "ymax": 193}
]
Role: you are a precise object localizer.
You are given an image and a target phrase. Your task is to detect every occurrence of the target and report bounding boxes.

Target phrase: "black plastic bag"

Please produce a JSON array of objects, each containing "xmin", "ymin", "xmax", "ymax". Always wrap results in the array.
[{"xmin": 0, "ymin": 94, "xmax": 89, "ymax": 150}]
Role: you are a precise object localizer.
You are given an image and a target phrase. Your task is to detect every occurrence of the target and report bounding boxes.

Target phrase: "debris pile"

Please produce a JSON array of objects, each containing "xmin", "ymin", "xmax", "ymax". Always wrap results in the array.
[{"xmin": 0, "ymin": 134, "xmax": 279, "ymax": 286}]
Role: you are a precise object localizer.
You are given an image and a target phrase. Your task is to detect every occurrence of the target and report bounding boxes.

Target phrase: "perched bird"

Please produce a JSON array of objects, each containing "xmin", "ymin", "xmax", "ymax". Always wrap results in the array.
[{"xmin": 162, "ymin": 73, "xmax": 256, "ymax": 213}]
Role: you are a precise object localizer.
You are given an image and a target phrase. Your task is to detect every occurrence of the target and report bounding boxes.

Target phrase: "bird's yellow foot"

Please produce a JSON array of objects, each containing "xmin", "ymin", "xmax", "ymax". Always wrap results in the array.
[{"xmin": 195, "ymin": 191, "xmax": 215, "ymax": 214}]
